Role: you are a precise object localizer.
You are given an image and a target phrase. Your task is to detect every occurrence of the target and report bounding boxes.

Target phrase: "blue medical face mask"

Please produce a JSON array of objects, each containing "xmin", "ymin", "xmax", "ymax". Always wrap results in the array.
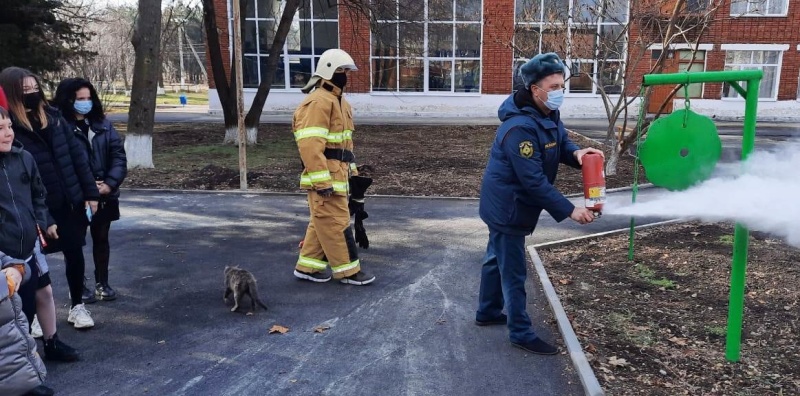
[
  {"xmin": 544, "ymin": 89, "xmax": 564, "ymax": 110},
  {"xmin": 74, "ymin": 100, "xmax": 93, "ymax": 115},
  {"xmin": 534, "ymin": 85, "xmax": 564, "ymax": 111}
]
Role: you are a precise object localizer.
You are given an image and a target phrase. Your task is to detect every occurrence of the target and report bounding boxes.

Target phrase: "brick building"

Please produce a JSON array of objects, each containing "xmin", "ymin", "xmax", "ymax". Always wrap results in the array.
[{"xmin": 209, "ymin": 0, "xmax": 800, "ymax": 120}]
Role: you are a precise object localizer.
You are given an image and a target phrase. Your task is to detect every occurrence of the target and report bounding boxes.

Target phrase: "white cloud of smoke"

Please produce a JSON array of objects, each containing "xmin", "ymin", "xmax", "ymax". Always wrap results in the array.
[{"xmin": 605, "ymin": 141, "xmax": 800, "ymax": 248}]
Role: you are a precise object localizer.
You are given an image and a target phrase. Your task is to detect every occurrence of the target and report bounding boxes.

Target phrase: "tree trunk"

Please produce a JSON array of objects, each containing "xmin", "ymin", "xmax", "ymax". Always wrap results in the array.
[
  {"xmin": 224, "ymin": 126, "xmax": 258, "ymax": 144},
  {"xmin": 126, "ymin": 0, "xmax": 162, "ymax": 169},
  {"xmin": 242, "ymin": 0, "xmax": 301, "ymax": 144},
  {"xmin": 605, "ymin": 124, "xmax": 621, "ymax": 176},
  {"xmin": 203, "ymin": 0, "xmax": 238, "ymax": 139},
  {"xmin": 606, "ymin": 146, "xmax": 621, "ymax": 177}
]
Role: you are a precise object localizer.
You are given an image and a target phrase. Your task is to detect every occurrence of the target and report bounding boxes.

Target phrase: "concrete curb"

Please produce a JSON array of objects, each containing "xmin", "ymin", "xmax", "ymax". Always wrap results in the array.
[
  {"xmin": 125, "ymin": 183, "xmax": 654, "ymax": 201},
  {"xmin": 533, "ymin": 218, "xmax": 683, "ymax": 250},
  {"xmin": 527, "ymin": 218, "xmax": 685, "ymax": 396},
  {"xmin": 529, "ymin": 246, "xmax": 604, "ymax": 396},
  {"xmin": 124, "ymin": 188, "xmax": 480, "ymax": 200}
]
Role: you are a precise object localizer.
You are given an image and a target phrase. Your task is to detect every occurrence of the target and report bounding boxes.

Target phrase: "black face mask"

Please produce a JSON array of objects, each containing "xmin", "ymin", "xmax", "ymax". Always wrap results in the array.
[
  {"xmin": 330, "ymin": 72, "xmax": 347, "ymax": 89},
  {"xmin": 23, "ymin": 93, "xmax": 41, "ymax": 111}
]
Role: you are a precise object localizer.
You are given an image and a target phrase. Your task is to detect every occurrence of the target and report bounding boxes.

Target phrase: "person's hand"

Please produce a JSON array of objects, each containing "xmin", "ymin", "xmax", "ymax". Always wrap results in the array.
[
  {"xmin": 570, "ymin": 207, "xmax": 595, "ymax": 225},
  {"xmin": 574, "ymin": 147, "xmax": 605, "ymax": 165},
  {"xmin": 3, "ymin": 267, "xmax": 23, "ymax": 295},
  {"xmin": 86, "ymin": 200, "xmax": 98, "ymax": 214},
  {"xmin": 316, "ymin": 187, "xmax": 334, "ymax": 198},
  {"xmin": 46, "ymin": 224, "xmax": 59, "ymax": 240},
  {"xmin": 96, "ymin": 181, "xmax": 112, "ymax": 195}
]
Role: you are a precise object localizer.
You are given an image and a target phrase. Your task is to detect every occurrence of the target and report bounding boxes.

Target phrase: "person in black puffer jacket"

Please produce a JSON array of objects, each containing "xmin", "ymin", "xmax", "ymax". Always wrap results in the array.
[
  {"xmin": 53, "ymin": 78, "xmax": 127, "ymax": 302},
  {"xmin": 0, "ymin": 67, "xmax": 100, "ymax": 334}
]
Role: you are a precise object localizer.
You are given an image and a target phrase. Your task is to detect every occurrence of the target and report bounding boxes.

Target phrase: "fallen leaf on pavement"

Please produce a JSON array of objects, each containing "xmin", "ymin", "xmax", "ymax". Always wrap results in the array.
[
  {"xmin": 559, "ymin": 278, "xmax": 573, "ymax": 285},
  {"xmin": 314, "ymin": 325, "xmax": 331, "ymax": 333},
  {"xmin": 269, "ymin": 325, "xmax": 290, "ymax": 334}
]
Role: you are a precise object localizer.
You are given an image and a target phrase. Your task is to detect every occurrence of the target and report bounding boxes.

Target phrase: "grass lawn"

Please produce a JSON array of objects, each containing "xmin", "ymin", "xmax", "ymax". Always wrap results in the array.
[{"xmin": 104, "ymin": 91, "xmax": 208, "ymax": 107}]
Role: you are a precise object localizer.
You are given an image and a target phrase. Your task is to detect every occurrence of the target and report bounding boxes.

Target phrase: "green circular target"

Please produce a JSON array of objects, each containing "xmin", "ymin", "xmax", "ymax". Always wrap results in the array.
[{"xmin": 639, "ymin": 109, "xmax": 721, "ymax": 191}]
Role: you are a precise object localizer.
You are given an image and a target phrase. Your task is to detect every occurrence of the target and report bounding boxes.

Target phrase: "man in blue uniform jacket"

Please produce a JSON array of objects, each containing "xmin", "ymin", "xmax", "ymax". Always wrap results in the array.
[{"xmin": 477, "ymin": 52, "xmax": 604, "ymax": 355}]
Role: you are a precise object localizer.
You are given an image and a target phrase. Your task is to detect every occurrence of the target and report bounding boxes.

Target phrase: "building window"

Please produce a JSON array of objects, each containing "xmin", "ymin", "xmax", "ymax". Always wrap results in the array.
[
  {"xmin": 675, "ymin": 50, "xmax": 705, "ymax": 98},
  {"xmin": 371, "ymin": 0, "xmax": 482, "ymax": 93},
  {"xmin": 242, "ymin": 0, "xmax": 339, "ymax": 89},
  {"xmin": 797, "ymin": 69, "xmax": 800, "ymax": 100},
  {"xmin": 722, "ymin": 50, "xmax": 781, "ymax": 99},
  {"xmin": 513, "ymin": 0, "xmax": 628, "ymax": 95},
  {"xmin": 730, "ymin": 0, "xmax": 788, "ymax": 16}
]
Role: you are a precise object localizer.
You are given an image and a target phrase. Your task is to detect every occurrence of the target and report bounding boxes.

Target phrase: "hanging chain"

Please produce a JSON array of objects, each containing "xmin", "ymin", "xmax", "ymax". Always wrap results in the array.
[
  {"xmin": 632, "ymin": 85, "xmax": 647, "ymax": 202},
  {"xmin": 683, "ymin": 75, "xmax": 691, "ymax": 127}
]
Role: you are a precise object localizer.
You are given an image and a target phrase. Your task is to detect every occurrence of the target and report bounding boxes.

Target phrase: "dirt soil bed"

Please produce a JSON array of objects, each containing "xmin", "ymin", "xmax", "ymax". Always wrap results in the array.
[
  {"xmin": 120, "ymin": 122, "xmax": 642, "ymax": 196},
  {"xmin": 537, "ymin": 222, "xmax": 799, "ymax": 395}
]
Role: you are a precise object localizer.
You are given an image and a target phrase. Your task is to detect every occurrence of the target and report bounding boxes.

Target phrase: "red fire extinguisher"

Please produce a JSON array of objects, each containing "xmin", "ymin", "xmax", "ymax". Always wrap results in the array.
[{"xmin": 581, "ymin": 153, "xmax": 606, "ymax": 216}]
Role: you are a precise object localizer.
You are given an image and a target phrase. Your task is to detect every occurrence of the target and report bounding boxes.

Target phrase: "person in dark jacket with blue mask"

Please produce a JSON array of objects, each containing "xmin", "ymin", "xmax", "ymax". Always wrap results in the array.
[
  {"xmin": 476, "ymin": 52, "xmax": 604, "ymax": 355},
  {"xmin": 53, "ymin": 78, "xmax": 127, "ymax": 302}
]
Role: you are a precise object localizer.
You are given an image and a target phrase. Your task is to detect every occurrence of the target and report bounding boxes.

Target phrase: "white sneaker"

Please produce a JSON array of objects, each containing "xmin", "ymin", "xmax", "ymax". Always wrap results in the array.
[
  {"xmin": 67, "ymin": 304, "xmax": 95, "ymax": 329},
  {"xmin": 30, "ymin": 315, "xmax": 43, "ymax": 338}
]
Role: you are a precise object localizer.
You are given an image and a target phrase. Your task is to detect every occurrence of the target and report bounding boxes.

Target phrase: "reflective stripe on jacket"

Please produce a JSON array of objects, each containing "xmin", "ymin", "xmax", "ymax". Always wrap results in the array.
[{"xmin": 293, "ymin": 82, "xmax": 358, "ymax": 196}]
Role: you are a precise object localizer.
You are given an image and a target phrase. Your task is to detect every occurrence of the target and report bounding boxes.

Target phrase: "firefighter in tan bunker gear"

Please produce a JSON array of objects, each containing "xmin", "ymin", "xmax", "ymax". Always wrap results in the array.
[{"xmin": 293, "ymin": 49, "xmax": 375, "ymax": 286}]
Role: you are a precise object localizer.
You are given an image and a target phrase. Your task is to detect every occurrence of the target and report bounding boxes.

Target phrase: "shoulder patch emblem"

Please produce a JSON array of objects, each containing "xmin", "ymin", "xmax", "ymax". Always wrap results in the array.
[{"xmin": 519, "ymin": 141, "xmax": 534, "ymax": 158}]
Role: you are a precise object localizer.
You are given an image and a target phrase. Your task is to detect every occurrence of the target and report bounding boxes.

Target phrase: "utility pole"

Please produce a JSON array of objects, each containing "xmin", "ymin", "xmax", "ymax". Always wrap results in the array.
[
  {"xmin": 184, "ymin": 28, "xmax": 208, "ymax": 81},
  {"xmin": 232, "ymin": 0, "xmax": 247, "ymax": 189},
  {"xmin": 178, "ymin": 24, "xmax": 186, "ymax": 90}
]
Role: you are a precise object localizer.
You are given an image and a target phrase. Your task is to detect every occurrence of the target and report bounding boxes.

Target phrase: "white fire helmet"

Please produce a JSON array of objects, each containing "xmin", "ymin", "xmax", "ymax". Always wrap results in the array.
[{"xmin": 301, "ymin": 49, "xmax": 358, "ymax": 93}]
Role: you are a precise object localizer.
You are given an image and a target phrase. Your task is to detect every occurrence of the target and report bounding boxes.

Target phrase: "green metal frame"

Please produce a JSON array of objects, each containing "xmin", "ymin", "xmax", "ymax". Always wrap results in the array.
[{"xmin": 629, "ymin": 70, "xmax": 763, "ymax": 363}]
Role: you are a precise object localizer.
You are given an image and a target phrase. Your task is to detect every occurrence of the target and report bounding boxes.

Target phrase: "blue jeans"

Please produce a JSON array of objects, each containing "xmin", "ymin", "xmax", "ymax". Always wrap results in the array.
[{"xmin": 476, "ymin": 229, "xmax": 537, "ymax": 344}]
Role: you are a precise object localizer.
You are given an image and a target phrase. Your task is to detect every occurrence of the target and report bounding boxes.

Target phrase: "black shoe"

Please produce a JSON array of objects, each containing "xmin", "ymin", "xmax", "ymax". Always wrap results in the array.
[
  {"xmin": 95, "ymin": 283, "xmax": 117, "ymax": 301},
  {"xmin": 43, "ymin": 333, "xmax": 80, "ymax": 362},
  {"xmin": 511, "ymin": 338, "xmax": 560, "ymax": 355},
  {"xmin": 24, "ymin": 385, "xmax": 54, "ymax": 396},
  {"xmin": 475, "ymin": 314, "xmax": 507, "ymax": 326},
  {"xmin": 340, "ymin": 271, "xmax": 375, "ymax": 285},
  {"xmin": 82, "ymin": 284, "xmax": 97, "ymax": 304},
  {"xmin": 294, "ymin": 270, "xmax": 332, "ymax": 283}
]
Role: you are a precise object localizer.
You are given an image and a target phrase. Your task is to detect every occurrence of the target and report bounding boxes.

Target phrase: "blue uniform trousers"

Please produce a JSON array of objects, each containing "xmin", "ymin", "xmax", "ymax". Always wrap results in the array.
[{"xmin": 476, "ymin": 228, "xmax": 538, "ymax": 344}]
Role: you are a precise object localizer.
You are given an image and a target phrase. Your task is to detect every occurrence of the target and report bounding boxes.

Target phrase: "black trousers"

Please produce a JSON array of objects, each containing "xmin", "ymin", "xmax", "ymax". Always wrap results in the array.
[
  {"xmin": 90, "ymin": 218, "xmax": 112, "ymax": 285},
  {"xmin": 46, "ymin": 205, "xmax": 88, "ymax": 308}
]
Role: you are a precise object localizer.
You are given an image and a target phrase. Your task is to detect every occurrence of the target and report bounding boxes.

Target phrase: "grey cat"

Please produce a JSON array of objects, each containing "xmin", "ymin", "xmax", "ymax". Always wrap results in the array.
[{"xmin": 224, "ymin": 266, "xmax": 268, "ymax": 314}]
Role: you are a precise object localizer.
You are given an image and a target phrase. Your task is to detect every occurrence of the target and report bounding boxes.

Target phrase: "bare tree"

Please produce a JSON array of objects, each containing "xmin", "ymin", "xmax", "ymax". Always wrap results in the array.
[
  {"xmin": 606, "ymin": 0, "xmax": 724, "ymax": 174},
  {"xmin": 513, "ymin": 0, "xmax": 724, "ymax": 174},
  {"xmin": 127, "ymin": 0, "xmax": 163, "ymax": 168},
  {"xmin": 59, "ymin": 5, "xmax": 137, "ymax": 105},
  {"xmin": 203, "ymin": 0, "xmax": 301, "ymax": 144}
]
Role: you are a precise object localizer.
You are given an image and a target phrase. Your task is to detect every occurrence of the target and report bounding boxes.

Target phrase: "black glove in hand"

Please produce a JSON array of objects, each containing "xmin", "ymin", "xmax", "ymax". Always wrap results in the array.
[
  {"xmin": 348, "ymin": 176, "xmax": 373, "ymax": 200},
  {"xmin": 316, "ymin": 187, "xmax": 334, "ymax": 197},
  {"xmin": 354, "ymin": 210, "xmax": 369, "ymax": 249},
  {"xmin": 348, "ymin": 176, "xmax": 372, "ymax": 248},
  {"xmin": 348, "ymin": 199, "xmax": 364, "ymax": 217}
]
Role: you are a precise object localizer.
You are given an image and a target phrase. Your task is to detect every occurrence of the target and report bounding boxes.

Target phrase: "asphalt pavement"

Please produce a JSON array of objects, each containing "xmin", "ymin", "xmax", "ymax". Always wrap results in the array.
[{"xmin": 41, "ymin": 188, "xmax": 669, "ymax": 395}]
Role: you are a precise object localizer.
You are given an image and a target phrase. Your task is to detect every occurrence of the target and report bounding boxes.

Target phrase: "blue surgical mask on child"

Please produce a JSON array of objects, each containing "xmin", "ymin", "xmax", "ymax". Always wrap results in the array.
[{"xmin": 74, "ymin": 100, "xmax": 93, "ymax": 115}]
